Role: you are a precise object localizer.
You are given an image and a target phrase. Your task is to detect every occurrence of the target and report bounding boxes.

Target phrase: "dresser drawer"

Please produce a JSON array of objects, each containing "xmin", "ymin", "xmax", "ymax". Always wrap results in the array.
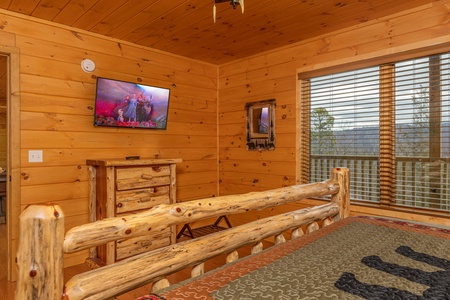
[
  {"xmin": 116, "ymin": 165, "xmax": 171, "ymax": 190},
  {"xmin": 115, "ymin": 186, "xmax": 170, "ymax": 214},
  {"xmin": 116, "ymin": 230, "xmax": 172, "ymax": 260}
]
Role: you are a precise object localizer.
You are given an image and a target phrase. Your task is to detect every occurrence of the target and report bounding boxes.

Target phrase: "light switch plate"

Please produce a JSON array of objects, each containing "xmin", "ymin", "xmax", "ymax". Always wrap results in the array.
[{"xmin": 28, "ymin": 150, "xmax": 43, "ymax": 162}]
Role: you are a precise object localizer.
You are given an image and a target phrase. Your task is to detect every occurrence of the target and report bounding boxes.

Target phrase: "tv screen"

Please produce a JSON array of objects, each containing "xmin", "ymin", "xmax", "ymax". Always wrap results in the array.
[{"xmin": 94, "ymin": 77, "xmax": 170, "ymax": 129}]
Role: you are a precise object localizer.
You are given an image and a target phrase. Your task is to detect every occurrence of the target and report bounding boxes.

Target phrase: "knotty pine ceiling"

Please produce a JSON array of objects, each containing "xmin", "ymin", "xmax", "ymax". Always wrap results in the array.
[{"xmin": 0, "ymin": 0, "xmax": 440, "ymax": 65}]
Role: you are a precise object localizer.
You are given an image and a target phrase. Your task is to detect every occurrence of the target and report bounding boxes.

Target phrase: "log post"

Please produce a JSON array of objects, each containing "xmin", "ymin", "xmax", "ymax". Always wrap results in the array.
[
  {"xmin": 191, "ymin": 263, "xmax": 204, "ymax": 277},
  {"xmin": 15, "ymin": 205, "xmax": 65, "ymax": 300},
  {"xmin": 251, "ymin": 241, "xmax": 264, "ymax": 254},
  {"xmin": 322, "ymin": 217, "xmax": 334, "ymax": 227},
  {"xmin": 151, "ymin": 279, "xmax": 170, "ymax": 293},
  {"xmin": 291, "ymin": 228, "xmax": 304, "ymax": 239},
  {"xmin": 275, "ymin": 233, "xmax": 286, "ymax": 245},
  {"xmin": 226, "ymin": 250, "xmax": 239, "ymax": 263},
  {"xmin": 330, "ymin": 167, "xmax": 350, "ymax": 221},
  {"xmin": 306, "ymin": 222, "xmax": 320, "ymax": 233}
]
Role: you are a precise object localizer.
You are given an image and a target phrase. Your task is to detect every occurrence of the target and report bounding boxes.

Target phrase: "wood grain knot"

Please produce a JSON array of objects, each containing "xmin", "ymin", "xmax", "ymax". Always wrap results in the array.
[{"xmin": 29, "ymin": 270, "xmax": 37, "ymax": 277}]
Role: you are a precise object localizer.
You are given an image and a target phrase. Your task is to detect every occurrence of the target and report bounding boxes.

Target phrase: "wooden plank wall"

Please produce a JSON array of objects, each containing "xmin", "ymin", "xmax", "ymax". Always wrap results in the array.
[
  {"xmin": 0, "ymin": 56, "xmax": 6, "ymax": 168},
  {"xmin": 218, "ymin": 1, "xmax": 450, "ymax": 227},
  {"xmin": 0, "ymin": 10, "xmax": 218, "ymax": 267}
]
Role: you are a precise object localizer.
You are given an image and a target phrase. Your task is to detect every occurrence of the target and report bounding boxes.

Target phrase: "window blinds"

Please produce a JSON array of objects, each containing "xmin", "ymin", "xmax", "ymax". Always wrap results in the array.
[
  {"xmin": 306, "ymin": 66, "xmax": 381, "ymax": 203},
  {"xmin": 394, "ymin": 54, "xmax": 450, "ymax": 210},
  {"xmin": 302, "ymin": 52, "xmax": 450, "ymax": 211}
]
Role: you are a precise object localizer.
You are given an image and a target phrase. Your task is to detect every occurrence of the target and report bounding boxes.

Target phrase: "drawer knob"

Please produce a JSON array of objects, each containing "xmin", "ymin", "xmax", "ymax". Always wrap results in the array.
[
  {"xmin": 141, "ymin": 174, "xmax": 153, "ymax": 180},
  {"xmin": 116, "ymin": 203, "xmax": 123, "ymax": 208}
]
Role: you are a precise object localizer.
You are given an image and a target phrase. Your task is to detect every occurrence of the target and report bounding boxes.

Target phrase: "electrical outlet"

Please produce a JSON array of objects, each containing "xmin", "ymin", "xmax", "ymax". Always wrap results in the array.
[{"xmin": 28, "ymin": 150, "xmax": 43, "ymax": 163}]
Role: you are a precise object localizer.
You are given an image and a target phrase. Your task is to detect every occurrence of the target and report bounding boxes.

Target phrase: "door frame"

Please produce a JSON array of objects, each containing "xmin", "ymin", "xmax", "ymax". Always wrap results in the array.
[{"xmin": 1, "ymin": 45, "xmax": 20, "ymax": 281}]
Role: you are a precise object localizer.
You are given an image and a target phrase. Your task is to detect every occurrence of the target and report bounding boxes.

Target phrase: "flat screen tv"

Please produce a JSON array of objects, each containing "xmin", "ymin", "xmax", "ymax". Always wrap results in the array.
[{"xmin": 94, "ymin": 77, "xmax": 170, "ymax": 129}]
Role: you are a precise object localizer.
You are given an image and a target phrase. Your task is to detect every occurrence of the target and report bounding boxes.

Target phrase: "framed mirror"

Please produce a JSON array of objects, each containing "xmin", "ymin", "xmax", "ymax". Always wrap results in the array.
[{"xmin": 245, "ymin": 99, "xmax": 276, "ymax": 151}]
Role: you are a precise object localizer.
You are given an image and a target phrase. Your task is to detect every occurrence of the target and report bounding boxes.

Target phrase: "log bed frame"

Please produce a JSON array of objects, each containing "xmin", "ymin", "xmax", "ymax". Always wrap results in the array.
[{"xmin": 15, "ymin": 167, "xmax": 349, "ymax": 300}]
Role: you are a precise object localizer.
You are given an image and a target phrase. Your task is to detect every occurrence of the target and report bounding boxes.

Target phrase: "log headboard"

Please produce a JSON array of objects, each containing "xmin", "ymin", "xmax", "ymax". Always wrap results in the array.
[{"xmin": 15, "ymin": 167, "xmax": 349, "ymax": 300}]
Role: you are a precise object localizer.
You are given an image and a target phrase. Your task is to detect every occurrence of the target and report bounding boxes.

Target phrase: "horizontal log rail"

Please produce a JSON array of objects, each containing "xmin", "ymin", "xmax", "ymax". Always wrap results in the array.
[
  {"xmin": 64, "ymin": 179, "xmax": 341, "ymax": 253},
  {"xmin": 15, "ymin": 167, "xmax": 349, "ymax": 300}
]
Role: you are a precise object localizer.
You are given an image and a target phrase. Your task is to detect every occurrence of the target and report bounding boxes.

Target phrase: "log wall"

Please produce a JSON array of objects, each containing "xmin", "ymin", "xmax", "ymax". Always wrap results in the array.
[
  {"xmin": 0, "ymin": 9, "xmax": 218, "ymax": 270},
  {"xmin": 218, "ymin": 2, "xmax": 450, "ymax": 227}
]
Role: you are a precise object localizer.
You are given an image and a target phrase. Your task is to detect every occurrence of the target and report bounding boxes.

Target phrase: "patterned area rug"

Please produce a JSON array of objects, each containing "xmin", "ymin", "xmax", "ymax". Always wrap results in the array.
[{"xmin": 144, "ymin": 216, "xmax": 450, "ymax": 300}]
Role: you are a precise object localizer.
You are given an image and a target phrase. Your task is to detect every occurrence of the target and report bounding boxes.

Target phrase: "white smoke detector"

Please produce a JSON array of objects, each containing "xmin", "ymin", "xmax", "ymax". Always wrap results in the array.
[{"xmin": 81, "ymin": 58, "xmax": 96, "ymax": 73}]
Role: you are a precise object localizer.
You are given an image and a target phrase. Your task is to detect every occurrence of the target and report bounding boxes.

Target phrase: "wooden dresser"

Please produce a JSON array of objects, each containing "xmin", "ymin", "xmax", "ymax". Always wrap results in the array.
[{"xmin": 86, "ymin": 158, "xmax": 182, "ymax": 266}]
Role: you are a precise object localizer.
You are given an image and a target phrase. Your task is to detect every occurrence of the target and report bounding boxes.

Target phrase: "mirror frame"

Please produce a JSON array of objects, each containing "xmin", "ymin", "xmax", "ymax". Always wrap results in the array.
[{"xmin": 245, "ymin": 99, "xmax": 276, "ymax": 151}]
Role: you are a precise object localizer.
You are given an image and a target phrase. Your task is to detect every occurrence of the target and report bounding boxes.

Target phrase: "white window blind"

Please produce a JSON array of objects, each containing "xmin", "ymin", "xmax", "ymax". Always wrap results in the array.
[
  {"xmin": 301, "ymin": 52, "xmax": 450, "ymax": 212},
  {"xmin": 394, "ymin": 54, "xmax": 450, "ymax": 210},
  {"xmin": 306, "ymin": 67, "xmax": 381, "ymax": 203}
]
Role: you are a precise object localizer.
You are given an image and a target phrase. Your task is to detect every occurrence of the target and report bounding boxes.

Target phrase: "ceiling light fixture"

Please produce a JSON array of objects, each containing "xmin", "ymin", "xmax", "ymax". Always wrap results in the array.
[{"xmin": 213, "ymin": 0, "xmax": 244, "ymax": 23}]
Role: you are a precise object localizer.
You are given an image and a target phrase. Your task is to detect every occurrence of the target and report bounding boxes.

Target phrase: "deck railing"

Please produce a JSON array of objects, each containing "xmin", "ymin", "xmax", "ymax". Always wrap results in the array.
[{"xmin": 310, "ymin": 156, "xmax": 450, "ymax": 211}]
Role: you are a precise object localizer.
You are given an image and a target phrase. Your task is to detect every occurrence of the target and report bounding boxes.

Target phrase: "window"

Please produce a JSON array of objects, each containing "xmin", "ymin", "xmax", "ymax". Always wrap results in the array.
[{"xmin": 300, "ymin": 52, "xmax": 450, "ymax": 212}]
